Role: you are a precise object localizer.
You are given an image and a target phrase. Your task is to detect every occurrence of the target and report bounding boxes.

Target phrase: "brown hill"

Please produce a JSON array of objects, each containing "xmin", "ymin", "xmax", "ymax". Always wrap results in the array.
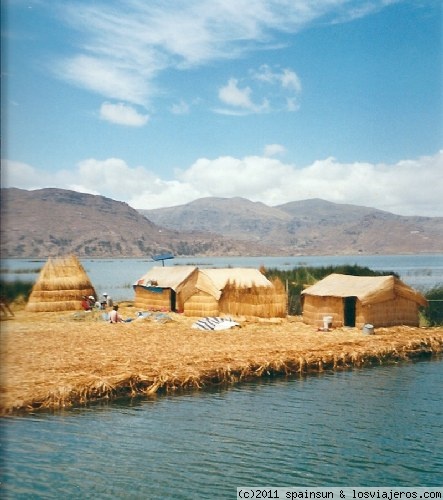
[
  {"xmin": 1, "ymin": 189, "xmax": 441, "ymax": 258},
  {"xmin": 141, "ymin": 197, "xmax": 443, "ymax": 255},
  {"xmin": 0, "ymin": 188, "xmax": 270, "ymax": 258}
]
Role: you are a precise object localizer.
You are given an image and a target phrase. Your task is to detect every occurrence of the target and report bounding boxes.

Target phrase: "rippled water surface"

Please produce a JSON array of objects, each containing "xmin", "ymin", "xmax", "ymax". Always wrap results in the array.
[{"xmin": 2, "ymin": 359, "xmax": 442, "ymax": 499}]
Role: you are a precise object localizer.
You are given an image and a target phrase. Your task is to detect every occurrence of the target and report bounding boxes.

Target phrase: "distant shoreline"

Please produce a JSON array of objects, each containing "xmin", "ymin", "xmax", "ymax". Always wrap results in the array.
[
  {"xmin": 3, "ymin": 251, "xmax": 443, "ymax": 260},
  {"xmin": 1, "ymin": 308, "xmax": 442, "ymax": 415}
]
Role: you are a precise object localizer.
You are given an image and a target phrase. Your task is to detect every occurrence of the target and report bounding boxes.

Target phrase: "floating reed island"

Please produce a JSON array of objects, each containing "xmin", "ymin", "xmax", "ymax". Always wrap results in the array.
[{"xmin": 1, "ymin": 305, "xmax": 442, "ymax": 415}]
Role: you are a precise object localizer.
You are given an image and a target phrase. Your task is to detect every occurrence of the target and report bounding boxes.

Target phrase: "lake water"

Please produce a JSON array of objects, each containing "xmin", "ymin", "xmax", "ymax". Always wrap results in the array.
[
  {"xmin": 3, "ymin": 254, "xmax": 443, "ymax": 301},
  {"xmin": 1, "ymin": 359, "xmax": 442, "ymax": 498},
  {"xmin": 2, "ymin": 254, "xmax": 442, "ymax": 498}
]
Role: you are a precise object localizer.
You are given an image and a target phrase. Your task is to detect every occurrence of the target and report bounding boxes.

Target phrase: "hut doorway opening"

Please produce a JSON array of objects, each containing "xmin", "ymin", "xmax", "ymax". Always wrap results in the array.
[
  {"xmin": 170, "ymin": 290, "xmax": 176, "ymax": 311},
  {"xmin": 344, "ymin": 296, "xmax": 357, "ymax": 327}
]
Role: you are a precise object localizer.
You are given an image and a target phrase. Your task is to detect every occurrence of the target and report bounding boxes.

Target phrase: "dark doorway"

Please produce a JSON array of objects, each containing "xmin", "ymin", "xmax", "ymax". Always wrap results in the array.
[
  {"xmin": 170, "ymin": 290, "xmax": 176, "ymax": 311},
  {"xmin": 344, "ymin": 297, "xmax": 357, "ymax": 327}
]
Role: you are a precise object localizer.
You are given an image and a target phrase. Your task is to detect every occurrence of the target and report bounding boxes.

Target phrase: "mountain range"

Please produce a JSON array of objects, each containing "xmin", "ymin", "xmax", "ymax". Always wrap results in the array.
[
  {"xmin": 1, "ymin": 188, "xmax": 442, "ymax": 258},
  {"xmin": 140, "ymin": 197, "xmax": 442, "ymax": 255},
  {"xmin": 1, "ymin": 188, "xmax": 266, "ymax": 258}
]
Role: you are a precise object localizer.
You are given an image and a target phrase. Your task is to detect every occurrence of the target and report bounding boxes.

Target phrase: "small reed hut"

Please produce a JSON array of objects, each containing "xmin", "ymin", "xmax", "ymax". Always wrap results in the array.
[
  {"xmin": 133, "ymin": 266, "xmax": 199, "ymax": 312},
  {"xmin": 26, "ymin": 255, "xmax": 97, "ymax": 312},
  {"xmin": 301, "ymin": 273, "xmax": 427, "ymax": 328},
  {"xmin": 184, "ymin": 268, "xmax": 287, "ymax": 319}
]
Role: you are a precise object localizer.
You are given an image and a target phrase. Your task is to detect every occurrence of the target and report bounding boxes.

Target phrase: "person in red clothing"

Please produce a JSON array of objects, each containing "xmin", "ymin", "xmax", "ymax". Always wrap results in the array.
[{"xmin": 81, "ymin": 296, "xmax": 91, "ymax": 311}]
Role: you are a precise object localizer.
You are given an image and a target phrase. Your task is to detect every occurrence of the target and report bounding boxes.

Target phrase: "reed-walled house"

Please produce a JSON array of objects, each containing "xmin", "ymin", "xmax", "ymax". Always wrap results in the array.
[
  {"xmin": 133, "ymin": 266, "xmax": 199, "ymax": 313},
  {"xmin": 301, "ymin": 273, "xmax": 427, "ymax": 328},
  {"xmin": 134, "ymin": 266, "xmax": 287, "ymax": 318},
  {"xmin": 185, "ymin": 268, "xmax": 287, "ymax": 319}
]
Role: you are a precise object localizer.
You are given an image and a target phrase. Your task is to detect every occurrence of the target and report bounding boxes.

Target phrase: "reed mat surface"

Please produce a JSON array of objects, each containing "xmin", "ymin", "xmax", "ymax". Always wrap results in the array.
[{"xmin": 1, "ymin": 305, "xmax": 442, "ymax": 415}]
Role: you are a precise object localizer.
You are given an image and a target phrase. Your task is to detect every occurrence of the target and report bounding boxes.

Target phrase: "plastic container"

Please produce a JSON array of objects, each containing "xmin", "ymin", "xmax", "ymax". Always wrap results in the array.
[
  {"xmin": 323, "ymin": 316, "xmax": 333, "ymax": 329},
  {"xmin": 362, "ymin": 324, "xmax": 374, "ymax": 335}
]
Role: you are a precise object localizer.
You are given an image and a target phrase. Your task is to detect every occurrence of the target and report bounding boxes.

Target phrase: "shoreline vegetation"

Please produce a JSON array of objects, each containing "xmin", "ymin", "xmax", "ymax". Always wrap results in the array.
[
  {"xmin": 1, "ymin": 304, "xmax": 442, "ymax": 416},
  {"xmin": 2, "ymin": 262, "xmax": 442, "ymax": 320}
]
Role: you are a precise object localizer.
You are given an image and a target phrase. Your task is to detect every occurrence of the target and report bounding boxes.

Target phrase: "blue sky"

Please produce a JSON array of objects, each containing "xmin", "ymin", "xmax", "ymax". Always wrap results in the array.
[{"xmin": 1, "ymin": 0, "xmax": 442, "ymax": 216}]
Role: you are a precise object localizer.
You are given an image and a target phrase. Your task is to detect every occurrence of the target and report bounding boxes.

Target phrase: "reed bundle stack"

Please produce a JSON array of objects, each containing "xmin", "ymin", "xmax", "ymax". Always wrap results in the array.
[{"xmin": 26, "ymin": 255, "xmax": 96, "ymax": 312}]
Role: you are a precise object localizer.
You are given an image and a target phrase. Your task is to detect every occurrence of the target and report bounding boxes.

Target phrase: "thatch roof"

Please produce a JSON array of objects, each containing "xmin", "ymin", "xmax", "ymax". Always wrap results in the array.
[
  {"xmin": 134, "ymin": 266, "xmax": 275, "ymax": 302},
  {"xmin": 301, "ymin": 273, "xmax": 427, "ymax": 307},
  {"xmin": 133, "ymin": 266, "xmax": 197, "ymax": 290},
  {"xmin": 26, "ymin": 255, "xmax": 96, "ymax": 312},
  {"xmin": 197, "ymin": 268, "xmax": 273, "ymax": 300}
]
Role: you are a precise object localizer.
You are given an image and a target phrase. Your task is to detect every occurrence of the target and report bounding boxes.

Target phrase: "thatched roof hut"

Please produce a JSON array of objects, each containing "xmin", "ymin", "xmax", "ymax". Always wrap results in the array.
[
  {"xmin": 133, "ymin": 266, "xmax": 287, "ymax": 318},
  {"xmin": 185, "ymin": 268, "xmax": 287, "ymax": 319},
  {"xmin": 301, "ymin": 273, "xmax": 427, "ymax": 328},
  {"xmin": 26, "ymin": 255, "xmax": 97, "ymax": 312},
  {"xmin": 133, "ymin": 266, "xmax": 199, "ymax": 312}
]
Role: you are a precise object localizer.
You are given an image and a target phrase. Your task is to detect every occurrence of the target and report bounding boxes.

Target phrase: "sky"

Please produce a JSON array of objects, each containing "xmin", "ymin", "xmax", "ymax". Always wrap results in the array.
[{"xmin": 1, "ymin": 0, "xmax": 442, "ymax": 217}]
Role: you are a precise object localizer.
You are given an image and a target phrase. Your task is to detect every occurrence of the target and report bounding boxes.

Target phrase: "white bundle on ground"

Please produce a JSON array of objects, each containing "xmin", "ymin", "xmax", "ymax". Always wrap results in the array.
[{"xmin": 192, "ymin": 317, "xmax": 240, "ymax": 331}]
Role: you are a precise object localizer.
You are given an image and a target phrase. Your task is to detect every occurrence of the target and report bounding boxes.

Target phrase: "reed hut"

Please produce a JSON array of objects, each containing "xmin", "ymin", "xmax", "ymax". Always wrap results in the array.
[
  {"xmin": 184, "ymin": 268, "xmax": 287, "ymax": 319},
  {"xmin": 301, "ymin": 273, "xmax": 427, "ymax": 328},
  {"xmin": 133, "ymin": 266, "xmax": 199, "ymax": 312},
  {"xmin": 26, "ymin": 255, "xmax": 97, "ymax": 312}
]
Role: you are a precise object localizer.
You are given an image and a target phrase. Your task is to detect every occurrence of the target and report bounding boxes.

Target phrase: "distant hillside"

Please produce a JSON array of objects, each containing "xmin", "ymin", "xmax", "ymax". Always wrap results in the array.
[
  {"xmin": 2, "ymin": 189, "xmax": 441, "ymax": 258},
  {"xmin": 141, "ymin": 197, "xmax": 443, "ymax": 255},
  {"xmin": 0, "ymin": 188, "xmax": 270, "ymax": 258}
]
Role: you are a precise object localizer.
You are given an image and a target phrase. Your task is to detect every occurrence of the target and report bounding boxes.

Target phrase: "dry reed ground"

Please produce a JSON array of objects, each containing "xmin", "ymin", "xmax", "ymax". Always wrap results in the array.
[{"xmin": 1, "ymin": 303, "xmax": 442, "ymax": 414}]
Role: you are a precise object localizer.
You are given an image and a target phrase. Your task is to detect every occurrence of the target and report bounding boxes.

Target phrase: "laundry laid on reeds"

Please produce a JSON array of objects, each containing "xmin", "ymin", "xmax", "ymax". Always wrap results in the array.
[{"xmin": 191, "ymin": 317, "xmax": 240, "ymax": 330}]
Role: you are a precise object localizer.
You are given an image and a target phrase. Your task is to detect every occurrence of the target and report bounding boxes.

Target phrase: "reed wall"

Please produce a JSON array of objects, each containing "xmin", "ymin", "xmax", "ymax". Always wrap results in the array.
[
  {"xmin": 302, "ymin": 296, "xmax": 344, "ymax": 327},
  {"xmin": 184, "ymin": 291, "xmax": 219, "ymax": 317},
  {"xmin": 218, "ymin": 280, "xmax": 287, "ymax": 319},
  {"xmin": 134, "ymin": 287, "xmax": 171, "ymax": 311},
  {"xmin": 361, "ymin": 296, "xmax": 420, "ymax": 327},
  {"xmin": 303, "ymin": 295, "xmax": 421, "ymax": 328}
]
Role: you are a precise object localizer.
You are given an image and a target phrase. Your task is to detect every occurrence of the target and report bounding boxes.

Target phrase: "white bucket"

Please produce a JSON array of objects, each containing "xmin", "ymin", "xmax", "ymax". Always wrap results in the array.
[
  {"xmin": 323, "ymin": 315, "xmax": 333, "ymax": 329},
  {"xmin": 362, "ymin": 324, "xmax": 374, "ymax": 335}
]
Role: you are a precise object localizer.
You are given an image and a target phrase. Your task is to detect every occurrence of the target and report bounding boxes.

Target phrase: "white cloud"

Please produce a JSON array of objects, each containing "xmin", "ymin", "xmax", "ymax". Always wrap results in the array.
[
  {"xmin": 281, "ymin": 68, "xmax": 302, "ymax": 93},
  {"xmin": 217, "ymin": 78, "xmax": 269, "ymax": 114},
  {"xmin": 219, "ymin": 79, "xmax": 253, "ymax": 108},
  {"xmin": 251, "ymin": 64, "xmax": 302, "ymax": 111},
  {"xmin": 1, "ymin": 160, "xmax": 48, "ymax": 189},
  {"xmin": 264, "ymin": 144, "xmax": 286, "ymax": 157},
  {"xmin": 99, "ymin": 102, "xmax": 149, "ymax": 126},
  {"xmin": 75, "ymin": 158, "xmax": 157, "ymax": 199},
  {"xmin": 170, "ymin": 100, "xmax": 190, "ymax": 115},
  {"xmin": 216, "ymin": 65, "xmax": 302, "ymax": 115},
  {"xmin": 54, "ymin": 1, "xmax": 394, "ymax": 107},
  {"xmin": 3, "ymin": 151, "xmax": 442, "ymax": 217},
  {"xmin": 55, "ymin": 55, "xmax": 153, "ymax": 105},
  {"xmin": 253, "ymin": 64, "xmax": 302, "ymax": 93}
]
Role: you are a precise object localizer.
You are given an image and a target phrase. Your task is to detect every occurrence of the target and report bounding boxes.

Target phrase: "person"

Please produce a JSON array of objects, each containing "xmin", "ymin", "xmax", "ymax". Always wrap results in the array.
[
  {"xmin": 88, "ymin": 295, "xmax": 96, "ymax": 309},
  {"xmin": 109, "ymin": 305, "xmax": 124, "ymax": 323},
  {"xmin": 102, "ymin": 293, "xmax": 113, "ymax": 309},
  {"xmin": 81, "ymin": 296, "xmax": 91, "ymax": 311}
]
